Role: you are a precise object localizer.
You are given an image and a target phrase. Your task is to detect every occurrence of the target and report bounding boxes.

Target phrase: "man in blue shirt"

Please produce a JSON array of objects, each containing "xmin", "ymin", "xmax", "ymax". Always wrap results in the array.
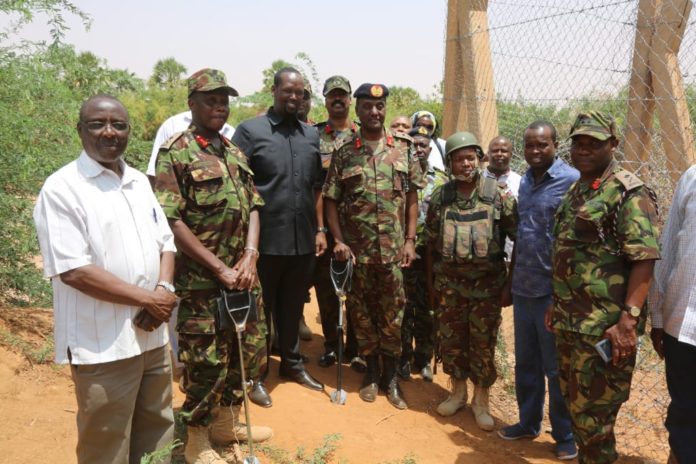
[{"xmin": 498, "ymin": 121, "xmax": 579, "ymax": 461}]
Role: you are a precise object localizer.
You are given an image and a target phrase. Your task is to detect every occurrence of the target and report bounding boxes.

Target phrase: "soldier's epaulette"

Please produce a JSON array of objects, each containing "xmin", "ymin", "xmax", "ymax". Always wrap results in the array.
[
  {"xmin": 614, "ymin": 169, "xmax": 643, "ymax": 191},
  {"xmin": 159, "ymin": 131, "xmax": 186, "ymax": 151},
  {"xmin": 336, "ymin": 136, "xmax": 355, "ymax": 151}
]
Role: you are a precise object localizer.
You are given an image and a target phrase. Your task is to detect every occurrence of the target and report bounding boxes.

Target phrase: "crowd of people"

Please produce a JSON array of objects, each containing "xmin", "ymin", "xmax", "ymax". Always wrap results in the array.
[{"xmin": 32, "ymin": 66, "xmax": 695, "ymax": 464}]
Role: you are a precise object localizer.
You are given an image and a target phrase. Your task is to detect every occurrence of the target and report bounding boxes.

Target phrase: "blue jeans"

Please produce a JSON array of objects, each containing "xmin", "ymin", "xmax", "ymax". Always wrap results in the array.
[
  {"xmin": 664, "ymin": 333, "xmax": 696, "ymax": 463},
  {"xmin": 512, "ymin": 294, "xmax": 573, "ymax": 443}
]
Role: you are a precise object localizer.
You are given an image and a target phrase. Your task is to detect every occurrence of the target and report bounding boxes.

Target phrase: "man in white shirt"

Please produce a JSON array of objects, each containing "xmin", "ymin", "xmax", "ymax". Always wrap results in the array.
[
  {"xmin": 146, "ymin": 110, "xmax": 235, "ymax": 177},
  {"xmin": 649, "ymin": 165, "xmax": 696, "ymax": 464},
  {"xmin": 34, "ymin": 94, "xmax": 178, "ymax": 464},
  {"xmin": 484, "ymin": 135, "xmax": 521, "ymax": 260}
]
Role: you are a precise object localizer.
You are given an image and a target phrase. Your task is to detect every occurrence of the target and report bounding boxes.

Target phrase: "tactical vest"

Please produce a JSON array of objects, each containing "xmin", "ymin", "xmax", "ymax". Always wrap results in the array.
[{"xmin": 438, "ymin": 176, "xmax": 503, "ymax": 264}]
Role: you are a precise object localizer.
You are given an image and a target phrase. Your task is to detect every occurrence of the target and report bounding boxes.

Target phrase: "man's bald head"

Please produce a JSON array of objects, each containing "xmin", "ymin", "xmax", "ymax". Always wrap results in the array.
[
  {"xmin": 79, "ymin": 94, "xmax": 127, "ymax": 122},
  {"xmin": 487, "ymin": 135, "xmax": 513, "ymax": 175}
]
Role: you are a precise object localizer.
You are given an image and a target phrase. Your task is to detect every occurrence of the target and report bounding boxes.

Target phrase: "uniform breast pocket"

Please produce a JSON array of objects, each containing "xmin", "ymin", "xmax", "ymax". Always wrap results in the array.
[
  {"xmin": 341, "ymin": 165, "xmax": 365, "ymax": 202},
  {"xmin": 574, "ymin": 200, "xmax": 607, "ymax": 243},
  {"xmin": 188, "ymin": 163, "xmax": 228, "ymax": 209}
]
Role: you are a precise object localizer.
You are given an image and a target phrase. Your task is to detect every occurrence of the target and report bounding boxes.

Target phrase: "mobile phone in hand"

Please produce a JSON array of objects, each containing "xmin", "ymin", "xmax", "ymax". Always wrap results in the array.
[{"xmin": 594, "ymin": 338, "xmax": 612, "ymax": 363}]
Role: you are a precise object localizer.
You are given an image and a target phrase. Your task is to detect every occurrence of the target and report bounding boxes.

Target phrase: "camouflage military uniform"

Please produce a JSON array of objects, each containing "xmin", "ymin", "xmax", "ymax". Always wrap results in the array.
[
  {"xmin": 154, "ymin": 128, "xmax": 268, "ymax": 426},
  {"xmin": 323, "ymin": 129, "xmax": 425, "ymax": 357},
  {"xmin": 313, "ymin": 120, "xmax": 359, "ymax": 354},
  {"xmin": 551, "ymin": 161, "xmax": 660, "ymax": 463},
  {"xmin": 425, "ymin": 176, "xmax": 517, "ymax": 387},
  {"xmin": 402, "ymin": 167, "xmax": 449, "ymax": 368}
]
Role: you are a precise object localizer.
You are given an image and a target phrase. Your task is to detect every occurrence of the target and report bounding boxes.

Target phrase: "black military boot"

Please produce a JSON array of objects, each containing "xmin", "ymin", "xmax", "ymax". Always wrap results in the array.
[
  {"xmin": 380, "ymin": 355, "xmax": 408, "ymax": 410},
  {"xmin": 359, "ymin": 355, "xmax": 380, "ymax": 403}
]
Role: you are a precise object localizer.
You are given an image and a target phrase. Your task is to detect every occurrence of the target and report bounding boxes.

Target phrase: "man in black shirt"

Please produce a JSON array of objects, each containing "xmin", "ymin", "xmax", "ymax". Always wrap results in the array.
[{"xmin": 232, "ymin": 67, "xmax": 326, "ymax": 396}]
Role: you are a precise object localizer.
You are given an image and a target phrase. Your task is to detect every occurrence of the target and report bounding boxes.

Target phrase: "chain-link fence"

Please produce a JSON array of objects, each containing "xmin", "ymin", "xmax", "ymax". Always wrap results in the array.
[{"xmin": 445, "ymin": 1, "xmax": 696, "ymax": 462}]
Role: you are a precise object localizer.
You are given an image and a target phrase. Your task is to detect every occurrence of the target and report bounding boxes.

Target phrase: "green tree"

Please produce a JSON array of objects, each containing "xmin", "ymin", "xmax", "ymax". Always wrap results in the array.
[
  {"xmin": 0, "ymin": 0, "xmax": 91, "ymax": 44},
  {"xmin": 149, "ymin": 57, "xmax": 187, "ymax": 89}
]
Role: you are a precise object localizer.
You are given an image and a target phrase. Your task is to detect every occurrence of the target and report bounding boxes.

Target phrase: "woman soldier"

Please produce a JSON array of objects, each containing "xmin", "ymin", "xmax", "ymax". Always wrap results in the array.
[{"xmin": 425, "ymin": 131, "xmax": 517, "ymax": 431}]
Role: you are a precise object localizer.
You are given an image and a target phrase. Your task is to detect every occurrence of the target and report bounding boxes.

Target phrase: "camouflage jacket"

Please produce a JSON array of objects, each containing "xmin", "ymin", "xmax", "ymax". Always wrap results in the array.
[
  {"xmin": 154, "ymin": 128, "xmax": 264, "ymax": 293},
  {"xmin": 314, "ymin": 120, "xmax": 359, "ymax": 174},
  {"xmin": 417, "ymin": 166, "xmax": 449, "ymax": 249},
  {"xmin": 323, "ymin": 128, "xmax": 426, "ymax": 264},
  {"xmin": 551, "ymin": 161, "xmax": 660, "ymax": 336},
  {"xmin": 425, "ymin": 174, "xmax": 517, "ymax": 279}
]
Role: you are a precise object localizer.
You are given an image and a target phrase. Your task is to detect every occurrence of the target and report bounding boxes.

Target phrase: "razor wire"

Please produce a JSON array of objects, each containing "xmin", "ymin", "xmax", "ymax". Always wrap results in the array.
[{"xmin": 444, "ymin": 1, "xmax": 696, "ymax": 461}]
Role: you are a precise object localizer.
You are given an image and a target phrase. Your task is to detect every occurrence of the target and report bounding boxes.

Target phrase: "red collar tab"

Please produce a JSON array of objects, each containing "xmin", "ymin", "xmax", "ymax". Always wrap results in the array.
[
  {"xmin": 324, "ymin": 124, "xmax": 333, "ymax": 134},
  {"xmin": 591, "ymin": 178, "xmax": 601, "ymax": 190},
  {"xmin": 355, "ymin": 137, "xmax": 362, "ymax": 149},
  {"xmin": 194, "ymin": 134, "xmax": 209, "ymax": 149},
  {"xmin": 386, "ymin": 134, "xmax": 394, "ymax": 147}
]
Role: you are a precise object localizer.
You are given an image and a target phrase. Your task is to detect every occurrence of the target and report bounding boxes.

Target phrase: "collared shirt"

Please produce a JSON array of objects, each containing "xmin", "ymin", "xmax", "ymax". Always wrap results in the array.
[
  {"xmin": 232, "ymin": 108, "xmax": 322, "ymax": 256},
  {"xmin": 551, "ymin": 161, "xmax": 660, "ymax": 336},
  {"xmin": 512, "ymin": 158, "xmax": 579, "ymax": 297},
  {"xmin": 483, "ymin": 167, "xmax": 522, "ymax": 197},
  {"xmin": 323, "ymin": 129, "xmax": 426, "ymax": 264},
  {"xmin": 649, "ymin": 165, "xmax": 696, "ymax": 347},
  {"xmin": 314, "ymin": 120, "xmax": 359, "ymax": 173},
  {"xmin": 146, "ymin": 111, "xmax": 235, "ymax": 176},
  {"xmin": 34, "ymin": 152, "xmax": 175, "ymax": 365}
]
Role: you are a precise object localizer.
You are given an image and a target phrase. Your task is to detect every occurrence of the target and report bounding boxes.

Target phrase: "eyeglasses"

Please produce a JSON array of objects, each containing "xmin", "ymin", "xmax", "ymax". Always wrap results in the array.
[{"xmin": 81, "ymin": 120, "xmax": 130, "ymax": 133}]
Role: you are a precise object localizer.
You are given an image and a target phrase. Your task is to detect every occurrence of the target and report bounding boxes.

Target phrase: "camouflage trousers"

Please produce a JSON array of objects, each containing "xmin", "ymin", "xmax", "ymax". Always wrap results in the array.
[
  {"xmin": 177, "ymin": 288, "xmax": 268, "ymax": 427},
  {"xmin": 556, "ymin": 329, "xmax": 636, "ymax": 464},
  {"xmin": 434, "ymin": 267, "xmax": 504, "ymax": 387},
  {"xmin": 401, "ymin": 255, "xmax": 434, "ymax": 368},
  {"xmin": 347, "ymin": 263, "xmax": 405, "ymax": 358},
  {"xmin": 313, "ymin": 252, "xmax": 358, "ymax": 355}
]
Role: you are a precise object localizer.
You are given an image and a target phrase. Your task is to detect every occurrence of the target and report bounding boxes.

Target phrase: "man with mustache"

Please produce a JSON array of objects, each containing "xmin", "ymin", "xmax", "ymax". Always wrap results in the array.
[
  {"xmin": 312, "ymin": 75, "xmax": 365, "ymax": 372},
  {"xmin": 324, "ymin": 83, "xmax": 425, "ymax": 409}
]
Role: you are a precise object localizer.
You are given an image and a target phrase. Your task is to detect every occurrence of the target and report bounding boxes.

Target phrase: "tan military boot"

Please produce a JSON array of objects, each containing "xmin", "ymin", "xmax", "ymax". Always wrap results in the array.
[
  {"xmin": 184, "ymin": 425, "xmax": 226, "ymax": 464},
  {"xmin": 436, "ymin": 377, "xmax": 468, "ymax": 416},
  {"xmin": 471, "ymin": 385, "xmax": 495, "ymax": 431},
  {"xmin": 209, "ymin": 405, "xmax": 273, "ymax": 445}
]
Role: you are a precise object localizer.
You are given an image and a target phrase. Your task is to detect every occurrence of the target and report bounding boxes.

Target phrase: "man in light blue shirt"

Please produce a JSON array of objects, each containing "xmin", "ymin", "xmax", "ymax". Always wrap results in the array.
[{"xmin": 499, "ymin": 121, "xmax": 579, "ymax": 461}]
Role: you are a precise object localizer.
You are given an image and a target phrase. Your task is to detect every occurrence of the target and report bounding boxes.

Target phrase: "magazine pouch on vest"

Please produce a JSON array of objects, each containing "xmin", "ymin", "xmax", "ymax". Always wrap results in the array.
[{"xmin": 439, "ymin": 176, "xmax": 500, "ymax": 265}]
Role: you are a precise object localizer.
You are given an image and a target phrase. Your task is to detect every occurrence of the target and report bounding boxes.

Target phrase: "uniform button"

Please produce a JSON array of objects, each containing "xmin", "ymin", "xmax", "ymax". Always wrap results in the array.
[
  {"xmin": 293, "ymin": 153, "xmax": 297, "ymax": 158},
  {"xmin": 294, "ymin": 171, "xmax": 299, "ymax": 176}
]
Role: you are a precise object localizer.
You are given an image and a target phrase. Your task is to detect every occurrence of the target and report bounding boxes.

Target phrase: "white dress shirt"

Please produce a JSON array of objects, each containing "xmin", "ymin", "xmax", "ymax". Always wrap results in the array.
[
  {"xmin": 649, "ymin": 165, "xmax": 696, "ymax": 347},
  {"xmin": 34, "ymin": 152, "xmax": 176, "ymax": 364},
  {"xmin": 428, "ymin": 137, "xmax": 447, "ymax": 172},
  {"xmin": 146, "ymin": 110, "xmax": 235, "ymax": 176}
]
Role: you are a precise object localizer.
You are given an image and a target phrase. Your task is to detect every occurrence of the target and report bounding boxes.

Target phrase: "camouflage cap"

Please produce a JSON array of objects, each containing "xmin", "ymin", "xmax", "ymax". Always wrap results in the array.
[
  {"xmin": 187, "ymin": 68, "xmax": 239, "ymax": 97},
  {"xmin": 322, "ymin": 75, "xmax": 351, "ymax": 96},
  {"xmin": 568, "ymin": 111, "xmax": 617, "ymax": 141},
  {"xmin": 353, "ymin": 83, "xmax": 389, "ymax": 99}
]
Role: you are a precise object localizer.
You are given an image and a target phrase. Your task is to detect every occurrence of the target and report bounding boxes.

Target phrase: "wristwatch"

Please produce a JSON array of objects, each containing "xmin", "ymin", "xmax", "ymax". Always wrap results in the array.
[
  {"xmin": 317, "ymin": 227, "xmax": 328, "ymax": 234},
  {"xmin": 624, "ymin": 305, "xmax": 642, "ymax": 318},
  {"xmin": 156, "ymin": 281, "xmax": 176, "ymax": 293}
]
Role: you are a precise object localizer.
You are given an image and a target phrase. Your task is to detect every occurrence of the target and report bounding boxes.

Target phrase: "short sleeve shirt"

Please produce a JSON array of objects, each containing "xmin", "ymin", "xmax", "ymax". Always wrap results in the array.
[
  {"xmin": 323, "ymin": 129, "xmax": 426, "ymax": 264},
  {"xmin": 551, "ymin": 161, "xmax": 660, "ymax": 336},
  {"xmin": 154, "ymin": 129, "xmax": 264, "ymax": 292}
]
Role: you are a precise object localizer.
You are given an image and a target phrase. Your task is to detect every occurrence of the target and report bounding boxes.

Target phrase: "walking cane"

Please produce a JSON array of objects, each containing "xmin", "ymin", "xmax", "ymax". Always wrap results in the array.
[
  {"xmin": 329, "ymin": 258, "xmax": 353, "ymax": 405},
  {"xmin": 226, "ymin": 291, "xmax": 261, "ymax": 464}
]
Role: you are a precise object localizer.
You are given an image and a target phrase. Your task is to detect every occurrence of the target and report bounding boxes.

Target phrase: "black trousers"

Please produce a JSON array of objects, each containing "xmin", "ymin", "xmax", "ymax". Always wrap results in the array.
[
  {"xmin": 258, "ymin": 253, "xmax": 315, "ymax": 375},
  {"xmin": 664, "ymin": 333, "xmax": 696, "ymax": 464}
]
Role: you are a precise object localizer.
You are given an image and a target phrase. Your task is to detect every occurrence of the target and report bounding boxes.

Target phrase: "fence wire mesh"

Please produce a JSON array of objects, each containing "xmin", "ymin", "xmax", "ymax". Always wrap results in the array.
[{"xmin": 444, "ymin": 1, "xmax": 696, "ymax": 462}]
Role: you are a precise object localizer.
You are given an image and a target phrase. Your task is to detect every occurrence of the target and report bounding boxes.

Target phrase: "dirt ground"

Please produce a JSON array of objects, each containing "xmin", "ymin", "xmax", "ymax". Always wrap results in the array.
[{"xmin": 0, "ymin": 300, "xmax": 665, "ymax": 464}]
